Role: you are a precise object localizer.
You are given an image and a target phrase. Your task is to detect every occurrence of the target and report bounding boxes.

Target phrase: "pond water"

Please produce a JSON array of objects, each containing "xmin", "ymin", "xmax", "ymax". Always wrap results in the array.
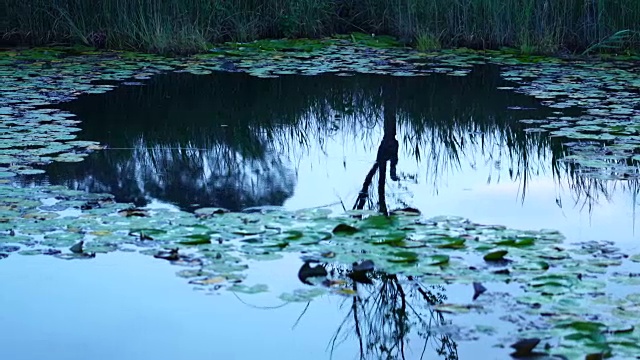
[
  {"xmin": 4, "ymin": 59, "xmax": 640, "ymax": 360},
  {"xmin": 3, "ymin": 251, "xmax": 510, "ymax": 360},
  {"xmin": 20, "ymin": 65, "xmax": 640, "ymax": 246}
]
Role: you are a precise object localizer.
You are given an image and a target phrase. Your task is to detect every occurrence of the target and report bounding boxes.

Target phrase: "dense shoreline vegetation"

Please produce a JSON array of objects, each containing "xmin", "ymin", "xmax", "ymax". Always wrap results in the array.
[{"xmin": 2, "ymin": 0, "xmax": 640, "ymax": 54}]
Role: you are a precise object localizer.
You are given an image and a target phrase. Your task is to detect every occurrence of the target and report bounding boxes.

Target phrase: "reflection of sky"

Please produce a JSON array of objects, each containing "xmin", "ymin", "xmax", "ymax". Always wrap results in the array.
[
  {"xmin": 423, "ymin": 173, "xmax": 637, "ymax": 246},
  {"xmin": 8, "ymin": 128, "xmax": 636, "ymax": 360},
  {"xmin": 0, "ymin": 253, "xmax": 355, "ymax": 360},
  {"xmin": 0, "ymin": 252, "xmax": 513, "ymax": 360},
  {"xmin": 7, "ymin": 70, "xmax": 640, "ymax": 360},
  {"xmin": 283, "ymin": 127, "xmax": 640, "ymax": 248},
  {"xmin": 7, "ymin": 132, "xmax": 640, "ymax": 360}
]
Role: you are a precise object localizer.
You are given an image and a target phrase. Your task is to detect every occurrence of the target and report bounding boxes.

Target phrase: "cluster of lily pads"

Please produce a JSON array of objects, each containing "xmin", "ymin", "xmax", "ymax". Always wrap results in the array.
[
  {"xmin": 1, "ymin": 183, "xmax": 640, "ymax": 358},
  {"xmin": 497, "ymin": 59, "xmax": 640, "ymax": 179}
]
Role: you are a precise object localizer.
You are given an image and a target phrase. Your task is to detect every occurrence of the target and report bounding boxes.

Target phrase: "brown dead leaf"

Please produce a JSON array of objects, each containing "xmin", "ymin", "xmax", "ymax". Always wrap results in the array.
[{"xmin": 334, "ymin": 288, "xmax": 357, "ymax": 296}]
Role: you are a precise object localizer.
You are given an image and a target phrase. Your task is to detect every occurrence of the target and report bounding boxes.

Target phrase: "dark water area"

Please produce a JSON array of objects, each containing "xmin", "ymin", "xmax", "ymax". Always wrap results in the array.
[
  {"xmin": 32, "ymin": 66, "xmax": 555, "ymax": 208},
  {"xmin": 20, "ymin": 64, "xmax": 640, "ymax": 245}
]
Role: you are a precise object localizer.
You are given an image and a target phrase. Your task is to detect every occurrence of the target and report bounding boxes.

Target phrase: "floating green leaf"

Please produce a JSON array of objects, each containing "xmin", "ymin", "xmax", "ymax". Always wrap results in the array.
[
  {"xmin": 427, "ymin": 254, "xmax": 450, "ymax": 266},
  {"xmin": 332, "ymin": 223, "xmax": 359, "ymax": 235},
  {"xmin": 437, "ymin": 238, "xmax": 466, "ymax": 249},
  {"xmin": 484, "ymin": 250, "xmax": 508, "ymax": 262},
  {"xmin": 179, "ymin": 234, "xmax": 211, "ymax": 245},
  {"xmin": 389, "ymin": 251, "xmax": 419, "ymax": 263}
]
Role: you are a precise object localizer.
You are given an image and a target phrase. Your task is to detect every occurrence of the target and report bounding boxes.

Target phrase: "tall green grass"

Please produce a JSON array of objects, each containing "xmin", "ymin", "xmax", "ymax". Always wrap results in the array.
[{"xmin": 2, "ymin": 0, "xmax": 640, "ymax": 53}]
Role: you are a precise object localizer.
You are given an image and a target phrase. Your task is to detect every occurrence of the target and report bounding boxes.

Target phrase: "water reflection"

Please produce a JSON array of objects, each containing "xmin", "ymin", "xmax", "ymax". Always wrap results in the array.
[
  {"xmin": 2, "ymin": 250, "xmax": 508, "ymax": 360},
  {"xmin": 7, "ymin": 64, "xmax": 640, "ymax": 360},
  {"xmin": 21, "ymin": 65, "xmax": 564, "ymax": 211},
  {"xmin": 15, "ymin": 65, "xmax": 640, "ymax": 242},
  {"xmin": 297, "ymin": 260, "xmax": 458, "ymax": 360}
]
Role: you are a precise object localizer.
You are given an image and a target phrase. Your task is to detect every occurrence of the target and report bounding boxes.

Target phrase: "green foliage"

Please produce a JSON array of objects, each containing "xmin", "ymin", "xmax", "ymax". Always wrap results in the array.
[
  {"xmin": 484, "ymin": 250, "xmax": 508, "ymax": 262},
  {"xmin": 339, "ymin": 32, "xmax": 403, "ymax": 48},
  {"xmin": 415, "ymin": 31, "xmax": 441, "ymax": 52},
  {"xmin": 582, "ymin": 30, "xmax": 640, "ymax": 55},
  {"xmin": 3, "ymin": 0, "xmax": 640, "ymax": 53}
]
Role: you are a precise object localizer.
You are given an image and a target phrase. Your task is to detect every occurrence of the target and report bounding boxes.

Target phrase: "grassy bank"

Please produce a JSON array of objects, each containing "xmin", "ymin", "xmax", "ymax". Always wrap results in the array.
[{"xmin": 2, "ymin": 0, "xmax": 640, "ymax": 54}]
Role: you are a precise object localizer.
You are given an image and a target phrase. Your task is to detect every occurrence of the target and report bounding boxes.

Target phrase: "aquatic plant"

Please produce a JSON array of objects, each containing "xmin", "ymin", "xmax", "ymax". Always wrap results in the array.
[
  {"xmin": 4, "ymin": 44, "xmax": 640, "ymax": 358},
  {"xmin": 1, "ymin": 182, "xmax": 640, "ymax": 358},
  {"xmin": 3, "ymin": 0, "xmax": 640, "ymax": 53}
]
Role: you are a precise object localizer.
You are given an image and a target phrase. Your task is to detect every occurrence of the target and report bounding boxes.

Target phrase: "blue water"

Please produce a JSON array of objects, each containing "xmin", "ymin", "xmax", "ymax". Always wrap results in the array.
[{"xmin": 5, "ymin": 66, "xmax": 640, "ymax": 360}]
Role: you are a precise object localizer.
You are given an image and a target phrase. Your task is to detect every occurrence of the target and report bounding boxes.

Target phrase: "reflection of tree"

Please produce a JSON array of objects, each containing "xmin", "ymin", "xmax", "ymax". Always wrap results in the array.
[
  {"xmin": 298, "ymin": 262, "xmax": 458, "ymax": 360},
  {"xmin": 354, "ymin": 81, "xmax": 400, "ymax": 215},
  {"xmin": 33, "ymin": 138, "xmax": 294, "ymax": 212}
]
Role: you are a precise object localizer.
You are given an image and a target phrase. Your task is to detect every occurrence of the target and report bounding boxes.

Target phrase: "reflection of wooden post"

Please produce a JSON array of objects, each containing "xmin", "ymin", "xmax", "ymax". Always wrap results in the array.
[
  {"xmin": 353, "ymin": 80, "xmax": 400, "ymax": 214},
  {"xmin": 381, "ymin": 79, "xmax": 399, "ymax": 180},
  {"xmin": 353, "ymin": 163, "xmax": 378, "ymax": 211},
  {"xmin": 377, "ymin": 80, "xmax": 399, "ymax": 215},
  {"xmin": 378, "ymin": 160, "xmax": 388, "ymax": 215},
  {"xmin": 377, "ymin": 118, "xmax": 398, "ymax": 216},
  {"xmin": 352, "ymin": 137, "xmax": 397, "ymax": 213}
]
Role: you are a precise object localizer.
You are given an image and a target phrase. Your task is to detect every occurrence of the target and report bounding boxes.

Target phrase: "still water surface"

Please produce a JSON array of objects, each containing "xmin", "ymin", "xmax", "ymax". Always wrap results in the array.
[
  {"xmin": 4, "ymin": 64, "xmax": 640, "ymax": 359},
  {"xmin": 24, "ymin": 65, "xmax": 640, "ymax": 245}
]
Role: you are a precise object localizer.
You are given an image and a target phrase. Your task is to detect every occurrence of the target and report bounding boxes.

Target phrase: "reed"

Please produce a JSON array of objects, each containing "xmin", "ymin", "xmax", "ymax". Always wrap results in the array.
[{"xmin": 2, "ymin": 0, "xmax": 640, "ymax": 54}]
